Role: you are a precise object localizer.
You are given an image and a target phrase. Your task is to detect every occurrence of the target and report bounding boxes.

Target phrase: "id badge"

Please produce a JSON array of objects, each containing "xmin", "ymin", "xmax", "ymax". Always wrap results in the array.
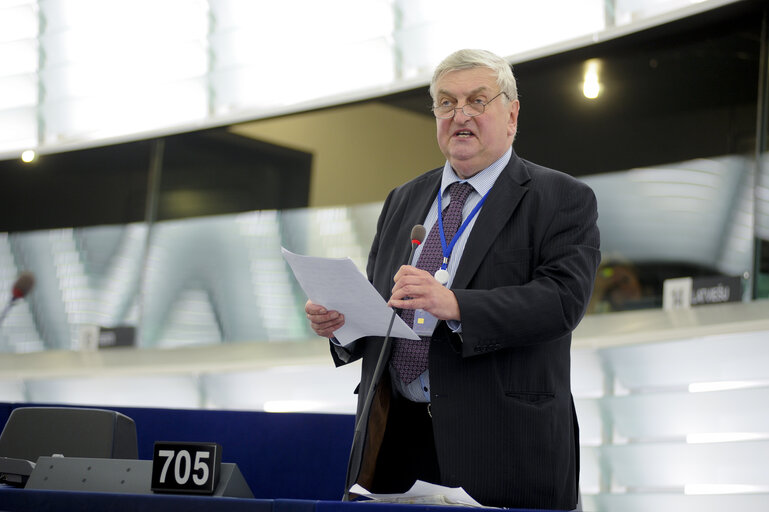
[{"xmin": 413, "ymin": 309, "xmax": 439, "ymax": 336}]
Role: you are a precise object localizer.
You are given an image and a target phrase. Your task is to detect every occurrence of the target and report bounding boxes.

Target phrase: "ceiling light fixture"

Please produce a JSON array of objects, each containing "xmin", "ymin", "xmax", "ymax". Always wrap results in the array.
[
  {"xmin": 582, "ymin": 59, "xmax": 602, "ymax": 99},
  {"xmin": 21, "ymin": 149, "xmax": 37, "ymax": 163}
]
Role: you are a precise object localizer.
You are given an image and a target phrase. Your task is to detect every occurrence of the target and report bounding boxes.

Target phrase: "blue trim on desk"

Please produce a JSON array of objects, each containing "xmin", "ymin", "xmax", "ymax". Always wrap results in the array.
[
  {"xmin": 0, "ymin": 489, "xmax": 558, "ymax": 512},
  {"xmin": 0, "ymin": 487, "xmax": 272, "ymax": 511}
]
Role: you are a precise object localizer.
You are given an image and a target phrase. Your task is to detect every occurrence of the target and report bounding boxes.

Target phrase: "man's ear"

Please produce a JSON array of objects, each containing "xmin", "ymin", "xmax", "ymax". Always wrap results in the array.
[{"xmin": 508, "ymin": 99, "xmax": 520, "ymax": 137}]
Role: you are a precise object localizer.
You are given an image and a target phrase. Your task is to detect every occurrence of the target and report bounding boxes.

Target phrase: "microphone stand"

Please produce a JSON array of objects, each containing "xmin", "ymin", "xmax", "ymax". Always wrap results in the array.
[
  {"xmin": 343, "ymin": 229, "xmax": 423, "ymax": 501},
  {"xmin": 0, "ymin": 298, "xmax": 18, "ymax": 329},
  {"xmin": 343, "ymin": 309, "xmax": 399, "ymax": 501}
]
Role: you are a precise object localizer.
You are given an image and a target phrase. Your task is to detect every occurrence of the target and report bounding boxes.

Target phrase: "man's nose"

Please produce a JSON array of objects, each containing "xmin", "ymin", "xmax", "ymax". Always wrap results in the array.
[{"xmin": 453, "ymin": 105, "xmax": 473, "ymax": 122}]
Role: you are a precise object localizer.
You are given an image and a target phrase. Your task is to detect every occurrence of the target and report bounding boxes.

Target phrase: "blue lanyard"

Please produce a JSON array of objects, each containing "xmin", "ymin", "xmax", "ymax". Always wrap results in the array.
[{"xmin": 436, "ymin": 183, "xmax": 491, "ymax": 271}]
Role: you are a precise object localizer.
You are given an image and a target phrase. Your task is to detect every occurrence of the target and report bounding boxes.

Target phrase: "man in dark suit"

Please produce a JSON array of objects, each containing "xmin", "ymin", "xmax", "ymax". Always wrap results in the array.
[{"xmin": 306, "ymin": 49, "xmax": 600, "ymax": 510}]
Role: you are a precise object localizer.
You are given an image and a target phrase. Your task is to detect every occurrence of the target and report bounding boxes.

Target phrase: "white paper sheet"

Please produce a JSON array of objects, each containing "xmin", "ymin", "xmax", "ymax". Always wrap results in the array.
[
  {"xmin": 349, "ymin": 480, "xmax": 488, "ymax": 508},
  {"xmin": 281, "ymin": 248, "xmax": 419, "ymax": 346}
]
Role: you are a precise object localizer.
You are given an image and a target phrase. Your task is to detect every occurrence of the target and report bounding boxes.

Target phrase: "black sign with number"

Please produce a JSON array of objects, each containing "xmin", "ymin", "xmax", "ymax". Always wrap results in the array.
[{"xmin": 151, "ymin": 441, "xmax": 222, "ymax": 494}]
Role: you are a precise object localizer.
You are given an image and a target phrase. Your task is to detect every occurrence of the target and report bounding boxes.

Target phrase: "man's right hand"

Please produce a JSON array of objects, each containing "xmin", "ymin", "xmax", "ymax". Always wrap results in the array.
[{"xmin": 305, "ymin": 300, "xmax": 345, "ymax": 338}]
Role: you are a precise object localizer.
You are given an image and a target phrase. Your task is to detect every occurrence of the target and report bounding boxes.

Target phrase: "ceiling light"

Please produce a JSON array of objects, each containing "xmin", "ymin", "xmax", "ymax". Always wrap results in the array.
[
  {"xmin": 582, "ymin": 59, "xmax": 602, "ymax": 99},
  {"xmin": 21, "ymin": 149, "xmax": 37, "ymax": 163}
]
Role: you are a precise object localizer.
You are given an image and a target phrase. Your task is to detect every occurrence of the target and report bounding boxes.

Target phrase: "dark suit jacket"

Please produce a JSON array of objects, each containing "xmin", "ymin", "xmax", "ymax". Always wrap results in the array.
[{"xmin": 333, "ymin": 149, "xmax": 601, "ymax": 510}]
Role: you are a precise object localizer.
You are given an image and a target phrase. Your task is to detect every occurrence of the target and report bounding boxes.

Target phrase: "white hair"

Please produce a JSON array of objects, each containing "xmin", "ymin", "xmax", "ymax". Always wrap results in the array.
[{"xmin": 429, "ymin": 49, "xmax": 518, "ymax": 103}]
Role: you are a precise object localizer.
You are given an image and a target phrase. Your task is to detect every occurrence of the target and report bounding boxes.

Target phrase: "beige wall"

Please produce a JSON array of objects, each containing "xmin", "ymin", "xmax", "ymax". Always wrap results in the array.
[{"xmin": 231, "ymin": 102, "xmax": 444, "ymax": 207}]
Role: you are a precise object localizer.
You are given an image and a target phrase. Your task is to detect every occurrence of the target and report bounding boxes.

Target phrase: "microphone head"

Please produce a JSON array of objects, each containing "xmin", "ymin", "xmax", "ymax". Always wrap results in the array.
[
  {"xmin": 12, "ymin": 272, "xmax": 35, "ymax": 300},
  {"xmin": 411, "ymin": 224, "xmax": 427, "ymax": 245}
]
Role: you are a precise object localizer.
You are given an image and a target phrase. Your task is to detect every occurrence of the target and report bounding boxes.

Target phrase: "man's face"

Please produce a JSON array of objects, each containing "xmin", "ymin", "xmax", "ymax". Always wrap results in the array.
[{"xmin": 434, "ymin": 67, "xmax": 519, "ymax": 179}]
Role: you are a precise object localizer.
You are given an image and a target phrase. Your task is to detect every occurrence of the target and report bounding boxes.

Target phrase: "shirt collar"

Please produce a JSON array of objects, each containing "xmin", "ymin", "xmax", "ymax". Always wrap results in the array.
[{"xmin": 440, "ymin": 146, "xmax": 512, "ymax": 197}]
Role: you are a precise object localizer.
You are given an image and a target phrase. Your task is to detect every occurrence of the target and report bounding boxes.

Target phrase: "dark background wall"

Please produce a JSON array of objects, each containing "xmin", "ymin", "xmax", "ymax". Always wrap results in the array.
[{"xmin": 0, "ymin": 131, "xmax": 311, "ymax": 232}]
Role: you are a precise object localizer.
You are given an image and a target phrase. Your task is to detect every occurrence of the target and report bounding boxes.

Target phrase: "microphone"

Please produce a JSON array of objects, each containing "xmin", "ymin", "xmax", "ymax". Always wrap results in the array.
[
  {"xmin": 407, "ymin": 225, "xmax": 427, "ymax": 271},
  {"xmin": 12, "ymin": 272, "xmax": 35, "ymax": 300},
  {"xmin": 343, "ymin": 225, "xmax": 425, "ymax": 500},
  {"xmin": 0, "ymin": 272, "xmax": 35, "ymax": 328}
]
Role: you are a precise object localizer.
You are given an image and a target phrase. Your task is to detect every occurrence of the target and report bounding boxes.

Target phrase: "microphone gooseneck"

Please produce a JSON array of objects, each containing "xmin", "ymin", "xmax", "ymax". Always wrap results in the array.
[{"xmin": 343, "ymin": 225, "xmax": 425, "ymax": 501}]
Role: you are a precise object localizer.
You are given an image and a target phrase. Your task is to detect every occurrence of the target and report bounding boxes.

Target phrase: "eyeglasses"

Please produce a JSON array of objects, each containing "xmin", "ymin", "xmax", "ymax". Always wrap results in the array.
[{"xmin": 431, "ymin": 91, "xmax": 508, "ymax": 119}]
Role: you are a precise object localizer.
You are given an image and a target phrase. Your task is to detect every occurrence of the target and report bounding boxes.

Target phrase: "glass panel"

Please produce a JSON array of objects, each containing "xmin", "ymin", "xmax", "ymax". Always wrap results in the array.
[
  {"xmin": 587, "ymin": 494, "xmax": 769, "ymax": 512},
  {"xmin": 24, "ymin": 374, "xmax": 202, "ymax": 408},
  {"xmin": 604, "ymin": 387, "xmax": 769, "ymax": 441},
  {"xmin": 585, "ymin": 156, "xmax": 754, "ymax": 313},
  {"xmin": 0, "ymin": 234, "xmax": 44, "ymax": 352},
  {"xmin": 38, "ymin": 0, "xmax": 209, "ymax": 144},
  {"xmin": 579, "ymin": 446, "xmax": 602, "ymax": 494},
  {"xmin": 570, "ymin": 328, "xmax": 769, "ymax": 506},
  {"xmin": 0, "ymin": 73, "xmax": 37, "ymax": 110},
  {"xmin": 41, "ymin": 77, "xmax": 210, "ymax": 143},
  {"xmin": 599, "ymin": 330, "xmax": 769, "ymax": 390},
  {"xmin": 601, "ymin": 440, "xmax": 769, "ymax": 488},
  {"xmin": 0, "ymin": 106, "xmax": 36, "ymax": 153},
  {"xmin": 0, "ymin": 202, "xmax": 382, "ymax": 353},
  {"xmin": 612, "ymin": 0, "xmax": 707, "ymax": 26},
  {"xmin": 0, "ymin": 39, "xmax": 37, "ymax": 84},
  {"xmin": 0, "ymin": 378, "xmax": 26, "ymax": 402},
  {"xmin": 0, "ymin": 1, "xmax": 37, "ymax": 45},
  {"xmin": 200, "ymin": 363, "xmax": 360, "ymax": 413},
  {"xmin": 5, "ymin": 225, "xmax": 146, "ymax": 351},
  {"xmin": 393, "ymin": 0, "xmax": 605, "ymax": 81},
  {"xmin": 208, "ymin": 0, "xmax": 394, "ymax": 114},
  {"xmin": 0, "ymin": 1, "xmax": 38, "ymax": 153}
]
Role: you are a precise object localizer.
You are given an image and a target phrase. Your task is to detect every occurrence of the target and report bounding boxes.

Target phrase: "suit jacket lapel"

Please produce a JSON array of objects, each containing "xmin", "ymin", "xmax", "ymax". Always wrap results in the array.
[{"xmin": 452, "ymin": 152, "xmax": 530, "ymax": 289}]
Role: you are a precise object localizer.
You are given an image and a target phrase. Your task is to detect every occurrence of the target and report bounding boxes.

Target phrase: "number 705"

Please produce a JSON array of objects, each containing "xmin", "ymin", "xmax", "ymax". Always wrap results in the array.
[{"xmin": 157, "ymin": 449, "xmax": 210, "ymax": 486}]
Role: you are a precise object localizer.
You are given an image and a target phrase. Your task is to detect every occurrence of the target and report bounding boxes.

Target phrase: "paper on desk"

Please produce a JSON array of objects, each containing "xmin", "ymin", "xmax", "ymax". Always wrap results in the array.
[
  {"xmin": 349, "ymin": 480, "xmax": 487, "ymax": 508},
  {"xmin": 281, "ymin": 248, "xmax": 419, "ymax": 346}
]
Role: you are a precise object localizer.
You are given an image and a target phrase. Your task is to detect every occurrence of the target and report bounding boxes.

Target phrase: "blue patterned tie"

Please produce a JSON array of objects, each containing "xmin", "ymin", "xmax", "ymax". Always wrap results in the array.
[{"xmin": 390, "ymin": 182, "xmax": 474, "ymax": 383}]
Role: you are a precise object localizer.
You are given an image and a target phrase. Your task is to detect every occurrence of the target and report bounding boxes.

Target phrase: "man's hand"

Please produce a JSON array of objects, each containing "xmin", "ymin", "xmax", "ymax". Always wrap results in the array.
[
  {"xmin": 305, "ymin": 300, "xmax": 345, "ymax": 338},
  {"xmin": 387, "ymin": 265, "xmax": 461, "ymax": 321}
]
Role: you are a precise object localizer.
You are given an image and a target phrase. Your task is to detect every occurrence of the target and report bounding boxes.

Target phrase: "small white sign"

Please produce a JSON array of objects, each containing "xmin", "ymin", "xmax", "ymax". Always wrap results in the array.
[
  {"xmin": 662, "ymin": 277, "xmax": 693, "ymax": 310},
  {"xmin": 77, "ymin": 324, "xmax": 100, "ymax": 351}
]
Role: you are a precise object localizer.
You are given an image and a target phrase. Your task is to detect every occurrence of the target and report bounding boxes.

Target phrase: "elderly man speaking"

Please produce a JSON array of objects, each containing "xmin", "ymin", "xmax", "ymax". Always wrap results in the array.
[{"xmin": 306, "ymin": 48, "xmax": 600, "ymax": 510}]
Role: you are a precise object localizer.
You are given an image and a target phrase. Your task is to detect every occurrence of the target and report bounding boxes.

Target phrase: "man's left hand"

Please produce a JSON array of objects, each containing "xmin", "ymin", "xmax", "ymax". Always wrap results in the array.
[{"xmin": 387, "ymin": 265, "xmax": 461, "ymax": 321}]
